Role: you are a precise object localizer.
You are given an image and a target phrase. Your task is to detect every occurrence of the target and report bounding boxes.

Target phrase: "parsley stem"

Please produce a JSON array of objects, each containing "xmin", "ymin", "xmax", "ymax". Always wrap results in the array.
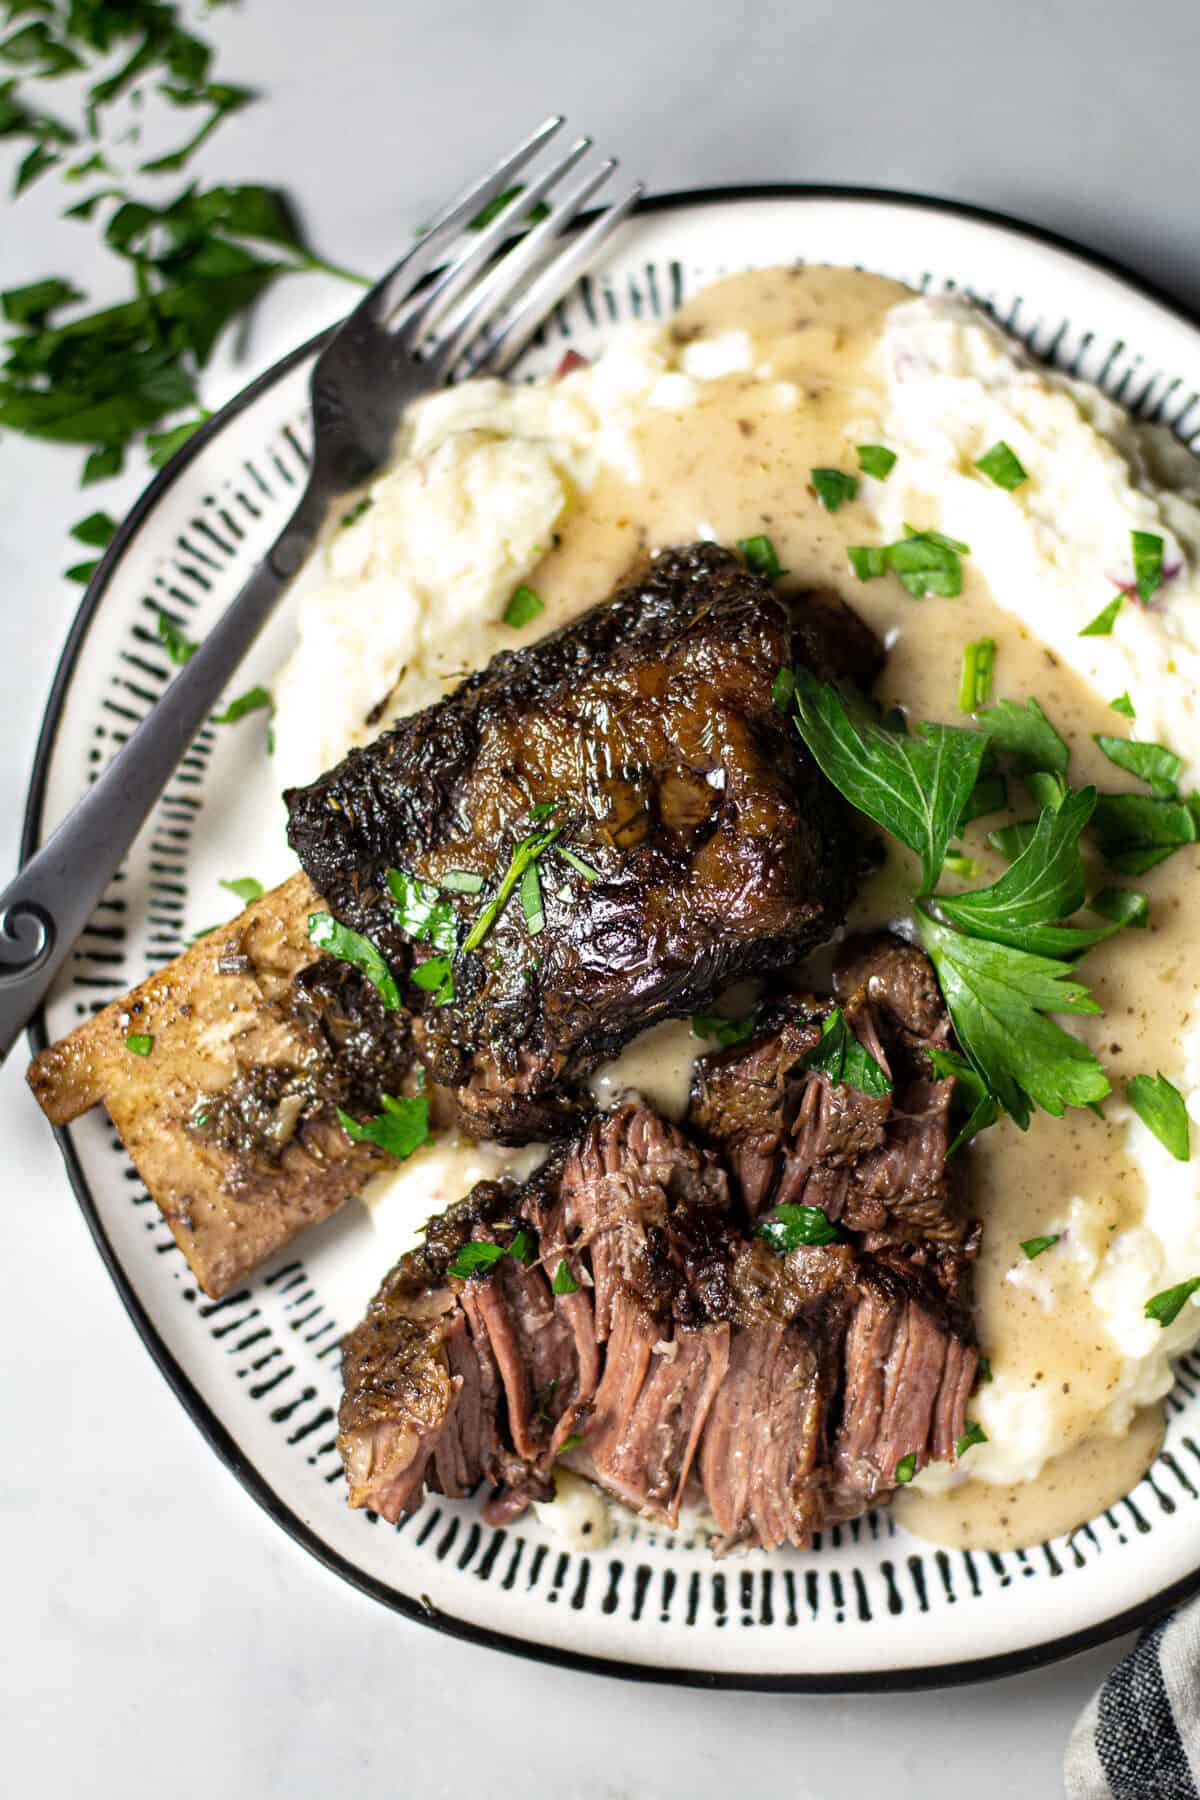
[
  {"xmin": 958, "ymin": 638, "xmax": 996, "ymax": 713},
  {"xmin": 462, "ymin": 827, "xmax": 562, "ymax": 953}
]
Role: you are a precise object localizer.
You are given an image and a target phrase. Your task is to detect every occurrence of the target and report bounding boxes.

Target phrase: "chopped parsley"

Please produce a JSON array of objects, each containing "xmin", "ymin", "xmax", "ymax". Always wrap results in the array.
[
  {"xmin": 754, "ymin": 1203, "xmax": 840, "ymax": 1252},
  {"xmin": 1127, "ymin": 1072, "xmax": 1191, "ymax": 1162},
  {"xmin": 520, "ymin": 861, "xmax": 546, "ymax": 935},
  {"xmin": 691, "ymin": 1010, "xmax": 759, "ymax": 1049},
  {"xmin": 157, "ymin": 610, "xmax": 198, "ymax": 666},
  {"xmin": 1020, "ymin": 1234, "xmax": 1060, "ymax": 1259},
  {"xmin": 412, "ymin": 954, "xmax": 455, "ymax": 1006},
  {"xmin": 124, "ymin": 1032, "xmax": 153, "ymax": 1056},
  {"xmin": 387, "ymin": 867, "xmax": 457, "ymax": 953},
  {"xmin": 1145, "ymin": 1277, "xmax": 1200, "ymax": 1329},
  {"xmin": 772, "ymin": 665, "xmax": 797, "ymax": 712},
  {"xmin": 503, "ymin": 584, "xmax": 544, "ymax": 629},
  {"xmin": 811, "ymin": 466, "xmax": 858, "ymax": 513},
  {"xmin": 552, "ymin": 1259, "xmax": 579, "ymax": 1295},
  {"xmin": 856, "ymin": 444, "xmax": 897, "ymax": 480},
  {"xmin": 219, "ymin": 876, "xmax": 263, "ymax": 905},
  {"xmin": 1090, "ymin": 886, "xmax": 1149, "ymax": 930},
  {"xmin": 1093, "ymin": 735, "xmax": 1181, "ymax": 800},
  {"xmin": 448, "ymin": 1240, "xmax": 508, "ymax": 1279},
  {"xmin": 508, "ymin": 1229, "xmax": 536, "ymax": 1267},
  {"xmin": 894, "ymin": 1453, "xmax": 917, "ymax": 1484},
  {"xmin": 1090, "ymin": 792, "xmax": 1197, "ymax": 874},
  {"xmin": 797, "ymin": 1005, "xmax": 892, "ymax": 1098},
  {"xmin": 958, "ymin": 637, "xmax": 996, "ymax": 712},
  {"xmin": 1079, "ymin": 594, "xmax": 1123, "ymax": 638},
  {"xmin": 1131, "ymin": 529, "xmax": 1165, "ymax": 604},
  {"xmin": 556, "ymin": 846, "xmax": 602, "ymax": 882},
  {"xmin": 558, "ymin": 1433, "xmax": 583, "ymax": 1454},
  {"xmin": 213, "ymin": 685, "xmax": 272, "ymax": 725},
  {"xmin": 942, "ymin": 848, "xmax": 977, "ymax": 880},
  {"xmin": 737, "ymin": 534, "xmax": 783, "ymax": 580},
  {"xmin": 462, "ymin": 825, "xmax": 561, "ymax": 954},
  {"xmin": 955, "ymin": 1420, "xmax": 988, "ymax": 1457},
  {"xmin": 337, "ymin": 1094, "xmax": 430, "ymax": 1160},
  {"xmin": 340, "ymin": 496, "xmax": 373, "ymax": 529},
  {"xmin": 887, "ymin": 527, "xmax": 971, "ymax": 599},
  {"xmin": 975, "ymin": 696, "xmax": 1069, "ymax": 774},
  {"xmin": 440, "ymin": 869, "xmax": 485, "ymax": 895},
  {"xmin": 847, "ymin": 544, "xmax": 888, "ymax": 582},
  {"xmin": 70, "ymin": 510, "xmax": 116, "ymax": 548},
  {"xmin": 307, "ymin": 912, "xmax": 400, "ymax": 1010},
  {"xmin": 974, "ymin": 440, "xmax": 1028, "ymax": 490},
  {"xmin": 1110, "ymin": 692, "xmax": 1136, "ymax": 719}
]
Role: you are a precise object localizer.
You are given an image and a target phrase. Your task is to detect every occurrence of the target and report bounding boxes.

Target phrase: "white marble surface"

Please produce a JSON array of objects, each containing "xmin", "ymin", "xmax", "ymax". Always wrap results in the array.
[{"xmin": 6, "ymin": 1, "xmax": 1200, "ymax": 1792}]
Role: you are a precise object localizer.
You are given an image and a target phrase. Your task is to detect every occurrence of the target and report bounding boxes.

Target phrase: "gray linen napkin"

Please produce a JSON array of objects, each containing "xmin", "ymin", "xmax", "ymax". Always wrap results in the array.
[{"xmin": 1067, "ymin": 1606, "xmax": 1200, "ymax": 1797}]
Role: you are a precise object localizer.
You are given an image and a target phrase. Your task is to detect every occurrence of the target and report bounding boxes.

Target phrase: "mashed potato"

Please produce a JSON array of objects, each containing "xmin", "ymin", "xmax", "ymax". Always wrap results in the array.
[{"xmin": 273, "ymin": 270, "xmax": 1200, "ymax": 1517}]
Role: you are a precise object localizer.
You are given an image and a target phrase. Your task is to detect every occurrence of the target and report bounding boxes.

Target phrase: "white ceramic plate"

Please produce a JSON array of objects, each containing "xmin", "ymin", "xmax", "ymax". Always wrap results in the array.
[{"xmin": 27, "ymin": 188, "xmax": 1200, "ymax": 1691}]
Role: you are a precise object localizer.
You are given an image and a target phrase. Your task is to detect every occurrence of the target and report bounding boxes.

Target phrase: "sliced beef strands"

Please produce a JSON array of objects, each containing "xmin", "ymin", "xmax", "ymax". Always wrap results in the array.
[
  {"xmin": 27, "ymin": 874, "xmax": 422, "ymax": 1298},
  {"xmin": 688, "ymin": 933, "xmax": 980, "ymax": 1294},
  {"xmin": 338, "ymin": 1097, "xmax": 979, "ymax": 1549},
  {"xmin": 286, "ymin": 544, "xmax": 884, "ymax": 1142}
]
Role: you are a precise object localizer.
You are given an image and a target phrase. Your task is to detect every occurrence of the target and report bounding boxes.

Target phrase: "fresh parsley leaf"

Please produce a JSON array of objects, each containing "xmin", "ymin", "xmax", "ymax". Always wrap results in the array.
[
  {"xmin": 213, "ymin": 685, "xmax": 272, "ymax": 724},
  {"xmin": 958, "ymin": 772, "xmax": 1008, "ymax": 829},
  {"xmin": 528, "ymin": 802, "xmax": 558, "ymax": 823},
  {"xmin": 552, "ymin": 1259, "xmax": 579, "ymax": 1295},
  {"xmin": 887, "ymin": 527, "xmax": 969, "ymax": 599},
  {"xmin": 975, "ymin": 1357, "xmax": 993, "ymax": 1385},
  {"xmin": 124, "ymin": 1031, "xmax": 153, "ymax": 1055},
  {"xmin": 386, "ymin": 867, "xmax": 457, "ymax": 952},
  {"xmin": 1110, "ymin": 692, "xmax": 1136, "ymax": 719},
  {"xmin": 1094, "ymin": 734, "xmax": 1181, "ymax": 800},
  {"xmin": 1089, "ymin": 886, "xmax": 1148, "ymax": 930},
  {"xmin": 307, "ymin": 911, "xmax": 400, "ymax": 1010},
  {"xmin": 1079, "ymin": 595, "xmax": 1123, "ymax": 637},
  {"xmin": 503, "ymin": 584, "xmax": 544, "ymax": 628},
  {"xmin": 1025, "ymin": 770, "xmax": 1068, "ymax": 813},
  {"xmin": 894, "ymin": 1453, "xmax": 917, "ymax": 1484},
  {"xmin": 737, "ymin": 534, "xmax": 783, "ymax": 580},
  {"xmin": 64, "ymin": 558, "xmax": 97, "ymax": 583},
  {"xmin": 520, "ymin": 861, "xmax": 545, "ymax": 935},
  {"xmin": 156, "ymin": 609, "xmax": 197, "ymax": 665},
  {"xmin": 791, "ymin": 668, "xmax": 989, "ymax": 893},
  {"xmin": 975, "ymin": 697, "xmax": 1069, "ymax": 775},
  {"xmin": 462, "ymin": 825, "xmax": 561, "ymax": 953},
  {"xmin": 219, "ymin": 876, "xmax": 263, "ymax": 905},
  {"xmin": 1131, "ymin": 529, "xmax": 1164, "ymax": 604},
  {"xmin": 1090, "ymin": 793, "xmax": 1197, "ymax": 874},
  {"xmin": 916, "ymin": 906, "xmax": 1110, "ymax": 1124},
  {"xmin": 926, "ymin": 1046, "xmax": 1000, "ymax": 1152},
  {"xmin": 856, "ymin": 444, "xmax": 896, "ymax": 480},
  {"xmin": 448, "ymin": 1240, "xmax": 508, "ymax": 1279},
  {"xmin": 772, "ymin": 665, "xmax": 796, "ymax": 712},
  {"xmin": 847, "ymin": 544, "xmax": 888, "ymax": 582},
  {"xmin": 1145, "ymin": 1277, "xmax": 1200, "ymax": 1328},
  {"xmin": 508, "ymin": 1228, "xmax": 536, "ymax": 1267},
  {"xmin": 558, "ymin": 1432, "xmax": 583, "ymax": 1454},
  {"xmin": 754, "ymin": 1204, "xmax": 841, "ymax": 1252},
  {"xmin": 955, "ymin": 1420, "xmax": 988, "ymax": 1456},
  {"xmin": 974, "ymin": 441, "xmax": 1028, "ymax": 490},
  {"xmin": 691, "ymin": 1010, "xmax": 759, "ymax": 1049},
  {"xmin": 798, "ymin": 1005, "xmax": 892, "ymax": 1097},
  {"xmin": 932, "ymin": 789, "xmax": 1112, "ymax": 956},
  {"xmin": 412, "ymin": 954, "xmax": 455, "ymax": 1006},
  {"xmin": 1127, "ymin": 1072, "xmax": 1191, "ymax": 1162},
  {"xmin": 1020, "ymin": 1234, "xmax": 1060, "ymax": 1259},
  {"xmin": 943, "ymin": 848, "xmax": 977, "ymax": 880},
  {"xmin": 146, "ymin": 414, "xmax": 211, "ymax": 468},
  {"xmin": 958, "ymin": 637, "xmax": 995, "ymax": 712},
  {"xmin": 811, "ymin": 466, "xmax": 858, "ymax": 512},
  {"xmin": 336, "ymin": 1093, "xmax": 430, "ymax": 1161},
  {"xmin": 69, "ymin": 508, "xmax": 115, "ymax": 547},
  {"xmin": 987, "ymin": 818, "xmax": 1039, "ymax": 861},
  {"xmin": 440, "ymin": 869, "xmax": 485, "ymax": 894},
  {"xmin": 340, "ymin": 495, "xmax": 373, "ymax": 528}
]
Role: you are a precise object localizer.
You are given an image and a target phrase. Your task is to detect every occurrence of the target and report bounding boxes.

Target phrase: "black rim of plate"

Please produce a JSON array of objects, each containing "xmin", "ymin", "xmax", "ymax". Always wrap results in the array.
[{"xmin": 22, "ymin": 182, "xmax": 1200, "ymax": 1693}]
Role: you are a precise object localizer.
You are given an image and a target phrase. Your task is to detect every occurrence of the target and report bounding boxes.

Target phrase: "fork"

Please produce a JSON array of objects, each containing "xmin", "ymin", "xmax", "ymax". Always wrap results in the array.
[{"xmin": 0, "ymin": 116, "xmax": 641, "ymax": 1060}]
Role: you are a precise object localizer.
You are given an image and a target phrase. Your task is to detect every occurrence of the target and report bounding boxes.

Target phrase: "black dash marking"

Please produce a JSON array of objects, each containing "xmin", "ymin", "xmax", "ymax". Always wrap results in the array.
[
  {"xmin": 804, "ymin": 1570, "xmax": 819, "ymax": 1621},
  {"xmin": 906, "ymin": 1555, "xmax": 930, "ymax": 1613},
  {"xmin": 783, "ymin": 1570, "xmax": 798, "ymax": 1626},
  {"xmin": 248, "ymin": 1364, "xmax": 293, "ymax": 1399},
  {"xmin": 500, "ymin": 1537, "xmax": 524, "ymax": 1591},
  {"xmin": 935, "ymin": 1550, "xmax": 956, "ymax": 1604},
  {"xmin": 631, "ymin": 1563, "xmax": 652, "ymax": 1622},
  {"xmin": 526, "ymin": 1544, "xmax": 547, "ymax": 1590},
  {"xmin": 712, "ymin": 1571, "xmax": 727, "ymax": 1628},
  {"xmin": 879, "ymin": 1561, "xmax": 903, "ymax": 1615},
  {"xmin": 602, "ymin": 1561, "xmax": 623, "ymax": 1616},
  {"xmin": 415, "ymin": 1508, "xmax": 442, "ymax": 1547},
  {"xmin": 269, "ymin": 1384, "xmax": 315, "ymax": 1424},
  {"xmin": 570, "ymin": 1557, "xmax": 590, "ymax": 1611},
  {"xmin": 852, "ymin": 1569, "xmax": 871, "ymax": 1623}
]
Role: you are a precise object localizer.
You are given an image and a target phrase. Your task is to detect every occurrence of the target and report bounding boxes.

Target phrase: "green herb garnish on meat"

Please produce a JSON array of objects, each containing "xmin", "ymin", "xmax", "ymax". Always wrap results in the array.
[
  {"xmin": 552, "ymin": 1259, "xmax": 580, "ymax": 1295},
  {"xmin": 1145, "ymin": 1277, "xmax": 1200, "ymax": 1328},
  {"xmin": 462, "ymin": 825, "xmax": 562, "ymax": 953},
  {"xmin": 412, "ymin": 954, "xmax": 455, "ymax": 1006},
  {"xmin": 974, "ymin": 441, "xmax": 1028, "ymax": 491},
  {"xmin": 337, "ymin": 1094, "xmax": 430, "ymax": 1160},
  {"xmin": 307, "ymin": 912, "xmax": 401, "ymax": 1011},
  {"xmin": 503, "ymin": 584, "xmax": 544, "ymax": 628},
  {"xmin": 955, "ymin": 1420, "xmax": 988, "ymax": 1456},
  {"xmin": 1127, "ymin": 1072, "xmax": 1191, "ymax": 1162},
  {"xmin": 691, "ymin": 1010, "xmax": 759, "ymax": 1049},
  {"xmin": 387, "ymin": 868, "xmax": 457, "ymax": 953},
  {"xmin": 894, "ymin": 1453, "xmax": 917, "ymax": 1484},
  {"xmin": 754, "ymin": 1204, "xmax": 841, "ymax": 1253},
  {"xmin": 797, "ymin": 1005, "xmax": 892, "ymax": 1098},
  {"xmin": 219, "ymin": 876, "xmax": 263, "ymax": 905},
  {"xmin": 124, "ymin": 1031, "xmax": 153, "ymax": 1055}
]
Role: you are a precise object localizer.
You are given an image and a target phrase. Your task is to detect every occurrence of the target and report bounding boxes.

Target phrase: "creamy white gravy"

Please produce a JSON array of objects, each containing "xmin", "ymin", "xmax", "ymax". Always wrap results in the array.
[{"xmin": 528, "ymin": 266, "xmax": 1190, "ymax": 1547}]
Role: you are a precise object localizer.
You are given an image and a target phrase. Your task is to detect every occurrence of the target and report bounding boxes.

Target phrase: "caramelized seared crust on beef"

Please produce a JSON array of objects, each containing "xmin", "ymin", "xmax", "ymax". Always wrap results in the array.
[
  {"xmin": 286, "ymin": 544, "xmax": 884, "ymax": 1141},
  {"xmin": 338, "ymin": 1098, "xmax": 979, "ymax": 1548}
]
